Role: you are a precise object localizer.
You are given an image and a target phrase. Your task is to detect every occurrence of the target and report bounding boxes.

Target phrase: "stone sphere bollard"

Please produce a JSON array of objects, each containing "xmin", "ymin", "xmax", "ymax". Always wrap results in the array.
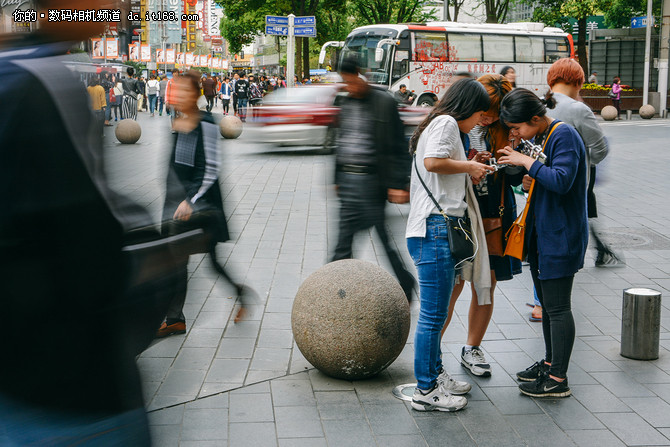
[
  {"xmin": 601, "ymin": 105, "xmax": 618, "ymax": 121},
  {"xmin": 640, "ymin": 104, "xmax": 656, "ymax": 119},
  {"xmin": 115, "ymin": 119, "xmax": 142, "ymax": 144},
  {"xmin": 292, "ymin": 259, "xmax": 411, "ymax": 380},
  {"xmin": 219, "ymin": 115, "xmax": 243, "ymax": 139}
]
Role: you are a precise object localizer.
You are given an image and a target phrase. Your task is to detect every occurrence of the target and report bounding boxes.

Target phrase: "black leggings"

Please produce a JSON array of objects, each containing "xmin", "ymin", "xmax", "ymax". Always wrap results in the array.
[{"xmin": 528, "ymin": 237, "xmax": 576, "ymax": 379}]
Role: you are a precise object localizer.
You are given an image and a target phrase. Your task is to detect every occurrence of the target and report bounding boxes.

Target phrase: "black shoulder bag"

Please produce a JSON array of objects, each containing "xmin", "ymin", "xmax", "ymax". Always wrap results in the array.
[{"xmin": 413, "ymin": 154, "xmax": 476, "ymax": 264}]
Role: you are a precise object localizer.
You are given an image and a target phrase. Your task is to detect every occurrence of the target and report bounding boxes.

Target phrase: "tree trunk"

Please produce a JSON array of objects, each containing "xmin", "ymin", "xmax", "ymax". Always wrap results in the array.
[
  {"xmin": 303, "ymin": 37, "xmax": 310, "ymax": 81},
  {"xmin": 577, "ymin": 16, "xmax": 588, "ymax": 77}
]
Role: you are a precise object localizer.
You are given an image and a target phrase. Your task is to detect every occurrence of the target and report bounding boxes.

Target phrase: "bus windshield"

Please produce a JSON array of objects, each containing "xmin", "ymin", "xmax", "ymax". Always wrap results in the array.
[{"xmin": 340, "ymin": 28, "xmax": 398, "ymax": 85}]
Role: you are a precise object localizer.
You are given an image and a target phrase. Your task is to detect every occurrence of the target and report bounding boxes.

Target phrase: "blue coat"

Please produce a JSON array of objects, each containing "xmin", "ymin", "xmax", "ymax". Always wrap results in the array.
[{"xmin": 527, "ymin": 120, "xmax": 588, "ymax": 280}]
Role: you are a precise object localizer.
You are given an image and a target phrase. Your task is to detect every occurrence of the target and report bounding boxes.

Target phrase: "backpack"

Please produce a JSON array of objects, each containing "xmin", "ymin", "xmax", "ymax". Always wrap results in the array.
[
  {"xmin": 249, "ymin": 83, "xmax": 262, "ymax": 100},
  {"xmin": 147, "ymin": 80, "xmax": 158, "ymax": 95}
]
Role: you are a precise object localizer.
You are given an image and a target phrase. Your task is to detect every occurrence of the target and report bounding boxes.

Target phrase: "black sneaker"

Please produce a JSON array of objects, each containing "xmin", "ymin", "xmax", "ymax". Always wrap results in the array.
[
  {"xmin": 519, "ymin": 373, "xmax": 571, "ymax": 398},
  {"xmin": 595, "ymin": 251, "xmax": 625, "ymax": 268},
  {"xmin": 516, "ymin": 359, "xmax": 549, "ymax": 382}
]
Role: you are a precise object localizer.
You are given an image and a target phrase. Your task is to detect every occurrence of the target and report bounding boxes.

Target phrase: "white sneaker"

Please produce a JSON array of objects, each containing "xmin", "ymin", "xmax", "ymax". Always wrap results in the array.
[
  {"xmin": 411, "ymin": 383, "xmax": 468, "ymax": 412},
  {"xmin": 437, "ymin": 368, "xmax": 472, "ymax": 395},
  {"xmin": 461, "ymin": 346, "xmax": 492, "ymax": 377}
]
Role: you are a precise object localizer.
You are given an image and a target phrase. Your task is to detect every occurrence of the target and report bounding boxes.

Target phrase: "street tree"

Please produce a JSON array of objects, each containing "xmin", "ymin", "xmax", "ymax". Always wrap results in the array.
[
  {"xmin": 602, "ymin": 0, "xmax": 662, "ymax": 28},
  {"xmin": 348, "ymin": 0, "xmax": 437, "ymax": 26},
  {"xmin": 479, "ymin": 0, "xmax": 513, "ymax": 23},
  {"xmin": 444, "ymin": 0, "xmax": 468, "ymax": 22}
]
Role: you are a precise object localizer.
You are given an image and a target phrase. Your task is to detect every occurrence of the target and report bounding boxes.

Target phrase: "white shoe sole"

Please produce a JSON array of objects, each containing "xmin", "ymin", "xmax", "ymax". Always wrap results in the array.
[
  {"xmin": 461, "ymin": 358, "xmax": 492, "ymax": 377},
  {"xmin": 411, "ymin": 400, "xmax": 467, "ymax": 412},
  {"xmin": 519, "ymin": 388, "xmax": 571, "ymax": 398}
]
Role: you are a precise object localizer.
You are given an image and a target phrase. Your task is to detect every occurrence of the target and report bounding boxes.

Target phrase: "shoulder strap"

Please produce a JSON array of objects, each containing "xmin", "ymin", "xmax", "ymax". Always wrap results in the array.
[
  {"xmin": 524, "ymin": 121, "xmax": 564, "ymax": 203},
  {"xmin": 413, "ymin": 154, "xmax": 449, "ymax": 220}
]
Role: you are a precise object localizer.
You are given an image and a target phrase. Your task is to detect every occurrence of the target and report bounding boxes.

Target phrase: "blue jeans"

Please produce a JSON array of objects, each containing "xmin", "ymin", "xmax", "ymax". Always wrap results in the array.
[
  {"xmin": 407, "ymin": 215, "xmax": 456, "ymax": 391},
  {"xmin": 148, "ymin": 94, "xmax": 157, "ymax": 114},
  {"xmin": 237, "ymin": 98, "xmax": 248, "ymax": 121},
  {"xmin": 158, "ymin": 95, "xmax": 165, "ymax": 114}
]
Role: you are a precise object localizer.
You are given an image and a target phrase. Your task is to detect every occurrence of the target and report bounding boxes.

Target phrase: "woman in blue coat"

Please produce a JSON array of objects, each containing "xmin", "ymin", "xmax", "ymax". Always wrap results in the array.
[{"xmin": 497, "ymin": 89, "xmax": 588, "ymax": 398}]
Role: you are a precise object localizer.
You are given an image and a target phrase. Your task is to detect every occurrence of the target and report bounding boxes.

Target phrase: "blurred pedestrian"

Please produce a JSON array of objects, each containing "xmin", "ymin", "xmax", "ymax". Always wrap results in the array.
[
  {"xmin": 394, "ymin": 84, "xmax": 416, "ymax": 105},
  {"xmin": 497, "ymin": 89, "xmax": 588, "ymax": 398},
  {"xmin": 202, "ymin": 72, "xmax": 216, "ymax": 113},
  {"xmin": 146, "ymin": 73, "xmax": 159, "ymax": 117},
  {"xmin": 137, "ymin": 75, "xmax": 147, "ymax": 111},
  {"xmin": 547, "ymin": 58, "xmax": 622, "ymax": 267},
  {"xmin": 406, "ymin": 77, "xmax": 494, "ymax": 412},
  {"xmin": 121, "ymin": 66, "xmax": 140, "ymax": 120},
  {"xmin": 101, "ymin": 72, "xmax": 114, "ymax": 126},
  {"xmin": 248, "ymin": 74, "xmax": 263, "ymax": 108},
  {"xmin": 331, "ymin": 57, "xmax": 416, "ymax": 302},
  {"xmin": 588, "ymin": 70, "xmax": 598, "ymax": 85},
  {"xmin": 235, "ymin": 72, "xmax": 250, "ymax": 122},
  {"xmin": 0, "ymin": 3, "xmax": 177, "ymax": 442},
  {"xmin": 500, "ymin": 66, "xmax": 516, "ymax": 88},
  {"xmin": 158, "ymin": 74, "xmax": 168, "ymax": 116},
  {"xmin": 442, "ymin": 74, "xmax": 523, "ymax": 379},
  {"xmin": 86, "ymin": 76, "xmax": 106, "ymax": 134},
  {"xmin": 231, "ymin": 72, "xmax": 240, "ymax": 115},
  {"xmin": 611, "ymin": 76, "xmax": 622, "ymax": 119},
  {"xmin": 220, "ymin": 77, "xmax": 232, "ymax": 115},
  {"xmin": 158, "ymin": 69, "xmax": 252, "ymax": 337},
  {"xmin": 111, "ymin": 75, "xmax": 123, "ymax": 121},
  {"xmin": 166, "ymin": 69, "xmax": 179, "ymax": 124}
]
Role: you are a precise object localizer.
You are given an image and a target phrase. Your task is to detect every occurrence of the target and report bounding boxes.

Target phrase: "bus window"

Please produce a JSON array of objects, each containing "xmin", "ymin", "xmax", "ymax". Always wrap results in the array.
[
  {"xmin": 515, "ymin": 36, "xmax": 544, "ymax": 63},
  {"xmin": 392, "ymin": 31, "xmax": 411, "ymax": 82},
  {"xmin": 545, "ymin": 37, "xmax": 570, "ymax": 63},
  {"xmin": 447, "ymin": 33, "xmax": 482, "ymax": 62},
  {"xmin": 482, "ymin": 34, "xmax": 514, "ymax": 62},
  {"xmin": 413, "ymin": 31, "xmax": 448, "ymax": 62}
]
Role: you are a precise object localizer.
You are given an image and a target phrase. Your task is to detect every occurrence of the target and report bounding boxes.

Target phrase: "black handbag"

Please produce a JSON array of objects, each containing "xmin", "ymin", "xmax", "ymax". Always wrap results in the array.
[{"xmin": 413, "ymin": 155, "xmax": 475, "ymax": 264}]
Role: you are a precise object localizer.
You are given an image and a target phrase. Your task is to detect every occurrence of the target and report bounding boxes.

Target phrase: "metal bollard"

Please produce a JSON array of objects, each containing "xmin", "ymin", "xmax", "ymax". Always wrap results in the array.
[
  {"xmin": 620, "ymin": 288, "xmax": 662, "ymax": 360},
  {"xmin": 626, "ymin": 110, "xmax": 633, "ymax": 120}
]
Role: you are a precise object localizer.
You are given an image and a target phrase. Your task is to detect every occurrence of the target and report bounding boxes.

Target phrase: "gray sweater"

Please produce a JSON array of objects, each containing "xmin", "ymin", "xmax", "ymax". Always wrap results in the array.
[{"xmin": 550, "ymin": 92, "xmax": 609, "ymax": 169}]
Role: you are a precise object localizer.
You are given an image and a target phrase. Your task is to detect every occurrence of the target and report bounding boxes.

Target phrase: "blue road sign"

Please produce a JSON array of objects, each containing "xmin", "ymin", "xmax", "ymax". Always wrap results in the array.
[
  {"xmin": 266, "ymin": 25, "xmax": 288, "ymax": 36},
  {"xmin": 294, "ymin": 16, "xmax": 316, "ymax": 26},
  {"xmin": 294, "ymin": 26, "xmax": 316, "ymax": 37},
  {"xmin": 631, "ymin": 16, "xmax": 654, "ymax": 28},
  {"xmin": 265, "ymin": 15, "xmax": 288, "ymax": 25}
]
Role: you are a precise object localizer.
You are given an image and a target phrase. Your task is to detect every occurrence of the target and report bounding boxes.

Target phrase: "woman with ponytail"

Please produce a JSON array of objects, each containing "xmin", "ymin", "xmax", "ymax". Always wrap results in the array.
[
  {"xmin": 496, "ymin": 89, "xmax": 588, "ymax": 398},
  {"xmin": 443, "ymin": 74, "xmax": 524, "ymax": 379},
  {"xmin": 406, "ymin": 77, "xmax": 495, "ymax": 412}
]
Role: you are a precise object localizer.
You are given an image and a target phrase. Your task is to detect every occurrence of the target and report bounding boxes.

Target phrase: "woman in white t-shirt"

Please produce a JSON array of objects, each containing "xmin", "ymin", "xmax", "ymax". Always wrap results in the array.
[{"xmin": 406, "ymin": 77, "xmax": 494, "ymax": 412}]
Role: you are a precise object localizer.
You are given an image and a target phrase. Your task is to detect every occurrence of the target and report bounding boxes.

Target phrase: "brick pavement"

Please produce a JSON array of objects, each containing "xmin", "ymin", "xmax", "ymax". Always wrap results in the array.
[{"xmin": 103, "ymin": 110, "xmax": 670, "ymax": 446}]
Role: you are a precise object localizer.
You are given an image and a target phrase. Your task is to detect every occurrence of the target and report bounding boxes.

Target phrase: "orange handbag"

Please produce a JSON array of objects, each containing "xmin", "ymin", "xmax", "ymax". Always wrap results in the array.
[{"xmin": 504, "ymin": 122, "xmax": 563, "ymax": 261}]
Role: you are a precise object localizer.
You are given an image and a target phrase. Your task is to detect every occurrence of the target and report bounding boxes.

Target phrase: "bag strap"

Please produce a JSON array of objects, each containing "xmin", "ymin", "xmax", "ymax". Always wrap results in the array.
[
  {"xmin": 498, "ymin": 176, "xmax": 505, "ymax": 217},
  {"xmin": 413, "ymin": 154, "xmax": 449, "ymax": 220},
  {"xmin": 511, "ymin": 121, "xmax": 564, "ymax": 227}
]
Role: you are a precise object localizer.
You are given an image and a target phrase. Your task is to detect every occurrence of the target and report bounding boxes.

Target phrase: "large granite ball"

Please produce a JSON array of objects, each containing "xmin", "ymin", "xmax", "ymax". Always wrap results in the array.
[
  {"xmin": 292, "ymin": 259, "xmax": 411, "ymax": 380},
  {"xmin": 115, "ymin": 119, "xmax": 141, "ymax": 144},
  {"xmin": 219, "ymin": 115, "xmax": 243, "ymax": 139},
  {"xmin": 601, "ymin": 105, "xmax": 618, "ymax": 121},
  {"xmin": 640, "ymin": 104, "xmax": 655, "ymax": 119}
]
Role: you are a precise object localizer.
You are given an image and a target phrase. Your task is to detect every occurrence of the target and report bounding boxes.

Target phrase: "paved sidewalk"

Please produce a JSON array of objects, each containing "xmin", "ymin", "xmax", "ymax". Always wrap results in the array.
[{"xmin": 103, "ymin": 111, "xmax": 670, "ymax": 446}]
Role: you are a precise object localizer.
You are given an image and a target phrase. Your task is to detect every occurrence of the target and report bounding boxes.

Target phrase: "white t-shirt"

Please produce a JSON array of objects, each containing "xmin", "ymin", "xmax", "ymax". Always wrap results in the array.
[
  {"xmin": 406, "ymin": 114, "xmax": 468, "ymax": 238},
  {"xmin": 146, "ymin": 79, "xmax": 159, "ymax": 95}
]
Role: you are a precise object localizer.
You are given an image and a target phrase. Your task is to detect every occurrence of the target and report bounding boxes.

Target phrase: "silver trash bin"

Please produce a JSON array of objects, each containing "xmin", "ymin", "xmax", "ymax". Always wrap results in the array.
[
  {"xmin": 620, "ymin": 288, "xmax": 662, "ymax": 360},
  {"xmin": 626, "ymin": 110, "xmax": 633, "ymax": 120}
]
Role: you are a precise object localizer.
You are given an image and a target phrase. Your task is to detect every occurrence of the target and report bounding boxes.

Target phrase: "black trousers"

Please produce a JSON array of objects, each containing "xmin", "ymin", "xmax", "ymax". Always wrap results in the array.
[
  {"xmin": 528, "ymin": 236, "xmax": 575, "ymax": 379},
  {"xmin": 206, "ymin": 95, "xmax": 215, "ymax": 112},
  {"xmin": 331, "ymin": 172, "xmax": 413, "ymax": 293}
]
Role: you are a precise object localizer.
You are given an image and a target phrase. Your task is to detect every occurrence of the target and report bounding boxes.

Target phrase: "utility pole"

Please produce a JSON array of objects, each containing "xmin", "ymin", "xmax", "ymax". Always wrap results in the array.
[
  {"xmin": 659, "ymin": 0, "xmax": 669, "ymax": 116},
  {"xmin": 643, "ymin": 0, "xmax": 653, "ymax": 106},
  {"xmin": 287, "ymin": 14, "xmax": 295, "ymax": 87}
]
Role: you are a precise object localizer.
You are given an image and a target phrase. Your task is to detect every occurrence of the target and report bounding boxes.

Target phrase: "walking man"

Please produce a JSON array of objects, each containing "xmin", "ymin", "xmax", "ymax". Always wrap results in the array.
[{"xmin": 331, "ymin": 57, "xmax": 416, "ymax": 300}]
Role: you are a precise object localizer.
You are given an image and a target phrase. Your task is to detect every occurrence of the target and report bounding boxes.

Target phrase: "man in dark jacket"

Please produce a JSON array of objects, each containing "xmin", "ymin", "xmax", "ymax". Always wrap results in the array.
[
  {"xmin": 202, "ymin": 72, "xmax": 217, "ymax": 112},
  {"xmin": 331, "ymin": 58, "xmax": 415, "ymax": 300}
]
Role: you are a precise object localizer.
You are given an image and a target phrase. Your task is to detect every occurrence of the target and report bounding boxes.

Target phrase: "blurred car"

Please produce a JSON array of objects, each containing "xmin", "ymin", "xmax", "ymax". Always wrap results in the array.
[{"xmin": 246, "ymin": 84, "xmax": 429, "ymax": 153}]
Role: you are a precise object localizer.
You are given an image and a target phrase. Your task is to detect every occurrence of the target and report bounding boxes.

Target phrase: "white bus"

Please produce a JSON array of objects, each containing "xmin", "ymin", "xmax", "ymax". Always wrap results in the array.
[{"xmin": 319, "ymin": 21, "xmax": 575, "ymax": 107}]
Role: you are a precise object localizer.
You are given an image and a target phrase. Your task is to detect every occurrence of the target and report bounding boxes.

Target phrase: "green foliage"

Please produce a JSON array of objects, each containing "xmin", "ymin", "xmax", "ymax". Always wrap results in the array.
[
  {"xmin": 348, "ymin": 0, "xmax": 437, "ymax": 26},
  {"xmin": 560, "ymin": 0, "xmax": 601, "ymax": 19},
  {"xmin": 124, "ymin": 60, "xmax": 145, "ymax": 72},
  {"xmin": 602, "ymin": 0, "xmax": 662, "ymax": 29}
]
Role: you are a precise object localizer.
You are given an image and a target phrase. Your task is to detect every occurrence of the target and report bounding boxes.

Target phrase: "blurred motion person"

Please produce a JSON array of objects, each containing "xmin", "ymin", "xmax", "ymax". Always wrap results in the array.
[
  {"xmin": 101, "ymin": 72, "xmax": 114, "ymax": 126},
  {"xmin": 497, "ymin": 89, "xmax": 588, "ymax": 398},
  {"xmin": 406, "ymin": 78, "xmax": 494, "ymax": 412},
  {"xmin": 611, "ymin": 76, "xmax": 622, "ymax": 119},
  {"xmin": 235, "ymin": 72, "xmax": 250, "ymax": 122},
  {"xmin": 202, "ymin": 72, "xmax": 217, "ymax": 113},
  {"xmin": 158, "ymin": 74, "xmax": 168, "ymax": 116},
  {"xmin": 220, "ymin": 77, "xmax": 232, "ymax": 115},
  {"xmin": 0, "ymin": 1, "xmax": 178, "ymax": 443},
  {"xmin": 442, "ymin": 74, "xmax": 523, "ymax": 378},
  {"xmin": 500, "ymin": 66, "xmax": 516, "ymax": 88},
  {"xmin": 331, "ymin": 57, "xmax": 416, "ymax": 302},
  {"xmin": 394, "ymin": 84, "xmax": 416, "ymax": 105},
  {"xmin": 146, "ymin": 73, "xmax": 159, "ymax": 117},
  {"xmin": 159, "ymin": 70, "xmax": 251, "ymax": 337},
  {"xmin": 547, "ymin": 58, "xmax": 622, "ymax": 267}
]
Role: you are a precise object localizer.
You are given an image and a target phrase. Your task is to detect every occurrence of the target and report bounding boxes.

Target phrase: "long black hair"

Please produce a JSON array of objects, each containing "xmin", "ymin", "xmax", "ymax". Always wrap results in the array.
[
  {"xmin": 499, "ymin": 88, "xmax": 556, "ymax": 125},
  {"xmin": 409, "ymin": 77, "xmax": 490, "ymax": 153}
]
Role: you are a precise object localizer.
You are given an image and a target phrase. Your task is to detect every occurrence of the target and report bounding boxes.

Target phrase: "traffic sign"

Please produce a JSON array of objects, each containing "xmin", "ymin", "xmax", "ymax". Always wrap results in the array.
[
  {"xmin": 265, "ymin": 25, "xmax": 288, "ymax": 36},
  {"xmin": 631, "ymin": 16, "xmax": 654, "ymax": 28},
  {"xmin": 294, "ymin": 26, "xmax": 316, "ymax": 37},
  {"xmin": 265, "ymin": 15, "xmax": 288, "ymax": 25},
  {"xmin": 294, "ymin": 16, "xmax": 315, "ymax": 26}
]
